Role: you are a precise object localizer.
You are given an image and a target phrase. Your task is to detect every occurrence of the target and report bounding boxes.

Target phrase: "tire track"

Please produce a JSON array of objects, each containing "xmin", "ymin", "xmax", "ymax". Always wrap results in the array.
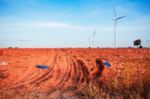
[
  {"xmin": 8, "ymin": 50, "xmax": 58, "ymax": 89},
  {"xmin": 55, "ymin": 50, "xmax": 89, "ymax": 89},
  {"xmin": 3, "ymin": 49, "xmax": 92, "ymax": 93},
  {"xmin": 31, "ymin": 50, "xmax": 59, "ymax": 84},
  {"xmin": 55, "ymin": 52, "xmax": 71, "ymax": 88}
]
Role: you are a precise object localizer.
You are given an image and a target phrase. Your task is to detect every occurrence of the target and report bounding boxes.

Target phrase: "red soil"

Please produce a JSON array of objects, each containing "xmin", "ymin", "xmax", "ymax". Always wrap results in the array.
[{"xmin": 0, "ymin": 48, "xmax": 150, "ymax": 98}]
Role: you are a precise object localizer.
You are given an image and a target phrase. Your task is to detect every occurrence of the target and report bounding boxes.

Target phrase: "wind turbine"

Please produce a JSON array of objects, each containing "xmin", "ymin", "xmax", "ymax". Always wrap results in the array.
[
  {"xmin": 89, "ymin": 30, "xmax": 96, "ymax": 48},
  {"xmin": 146, "ymin": 40, "xmax": 150, "ymax": 47},
  {"xmin": 113, "ymin": 8, "xmax": 126, "ymax": 48},
  {"xmin": 89, "ymin": 34, "xmax": 91, "ymax": 47},
  {"xmin": 92, "ymin": 30, "xmax": 96, "ymax": 48}
]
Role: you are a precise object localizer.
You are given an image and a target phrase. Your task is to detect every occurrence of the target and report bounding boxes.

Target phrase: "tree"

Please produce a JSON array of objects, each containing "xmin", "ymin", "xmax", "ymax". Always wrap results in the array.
[
  {"xmin": 134, "ymin": 39, "xmax": 141, "ymax": 48},
  {"xmin": 139, "ymin": 45, "xmax": 143, "ymax": 48}
]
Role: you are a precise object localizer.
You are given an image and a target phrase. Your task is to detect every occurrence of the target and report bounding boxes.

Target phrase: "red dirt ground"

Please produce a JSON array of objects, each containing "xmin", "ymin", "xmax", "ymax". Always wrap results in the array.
[{"xmin": 0, "ymin": 48, "xmax": 150, "ymax": 99}]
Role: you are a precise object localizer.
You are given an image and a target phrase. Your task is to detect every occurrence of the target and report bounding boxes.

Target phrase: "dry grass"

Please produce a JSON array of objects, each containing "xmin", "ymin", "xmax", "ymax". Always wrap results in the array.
[{"xmin": 78, "ymin": 54, "xmax": 150, "ymax": 99}]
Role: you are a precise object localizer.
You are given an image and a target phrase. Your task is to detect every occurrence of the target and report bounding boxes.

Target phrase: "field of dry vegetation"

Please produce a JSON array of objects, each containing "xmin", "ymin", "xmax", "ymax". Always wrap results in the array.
[{"xmin": 0, "ymin": 48, "xmax": 150, "ymax": 99}]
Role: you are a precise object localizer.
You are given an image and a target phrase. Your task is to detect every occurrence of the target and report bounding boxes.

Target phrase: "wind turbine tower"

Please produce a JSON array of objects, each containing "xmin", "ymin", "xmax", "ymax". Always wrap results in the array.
[
  {"xmin": 92, "ymin": 30, "xmax": 96, "ymax": 48},
  {"xmin": 113, "ymin": 8, "xmax": 126, "ymax": 48},
  {"xmin": 89, "ymin": 30, "xmax": 96, "ymax": 48},
  {"xmin": 147, "ymin": 40, "xmax": 150, "ymax": 47}
]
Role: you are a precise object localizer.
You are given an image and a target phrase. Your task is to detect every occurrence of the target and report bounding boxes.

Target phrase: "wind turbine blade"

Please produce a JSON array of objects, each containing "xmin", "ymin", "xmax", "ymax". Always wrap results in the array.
[
  {"xmin": 115, "ymin": 16, "xmax": 126, "ymax": 20},
  {"xmin": 113, "ymin": 8, "xmax": 116, "ymax": 18}
]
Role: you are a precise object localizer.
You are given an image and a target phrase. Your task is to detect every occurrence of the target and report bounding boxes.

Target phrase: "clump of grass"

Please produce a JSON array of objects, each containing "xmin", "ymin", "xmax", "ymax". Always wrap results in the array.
[{"xmin": 78, "ymin": 56, "xmax": 150, "ymax": 99}]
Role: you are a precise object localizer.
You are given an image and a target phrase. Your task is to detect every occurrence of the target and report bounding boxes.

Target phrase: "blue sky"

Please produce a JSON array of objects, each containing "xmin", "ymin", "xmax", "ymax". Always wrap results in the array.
[{"xmin": 0, "ymin": 0, "xmax": 150, "ymax": 48}]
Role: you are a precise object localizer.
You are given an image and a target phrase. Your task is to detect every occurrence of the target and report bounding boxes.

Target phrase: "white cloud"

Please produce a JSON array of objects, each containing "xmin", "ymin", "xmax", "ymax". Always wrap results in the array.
[
  {"xmin": 0, "ymin": 19, "xmax": 150, "ymax": 34},
  {"xmin": 0, "ymin": 22, "xmax": 80, "ymax": 31}
]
